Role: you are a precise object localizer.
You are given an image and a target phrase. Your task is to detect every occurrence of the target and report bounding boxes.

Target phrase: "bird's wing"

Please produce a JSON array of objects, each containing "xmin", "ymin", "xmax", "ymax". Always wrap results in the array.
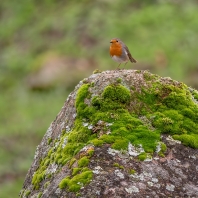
[{"xmin": 124, "ymin": 45, "xmax": 137, "ymax": 63}]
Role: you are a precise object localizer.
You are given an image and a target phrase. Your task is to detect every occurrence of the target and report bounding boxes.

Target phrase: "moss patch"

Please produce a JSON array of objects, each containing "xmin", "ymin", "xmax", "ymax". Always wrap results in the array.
[
  {"xmin": 113, "ymin": 163, "xmax": 124, "ymax": 169},
  {"xmin": 25, "ymin": 190, "xmax": 30, "ymax": 197},
  {"xmin": 32, "ymin": 76, "xmax": 198, "ymax": 191},
  {"xmin": 72, "ymin": 168, "xmax": 82, "ymax": 176},
  {"xmin": 59, "ymin": 154, "xmax": 93, "ymax": 192},
  {"xmin": 59, "ymin": 170, "xmax": 93, "ymax": 192},
  {"xmin": 143, "ymin": 83, "xmax": 198, "ymax": 148},
  {"xmin": 138, "ymin": 153, "xmax": 147, "ymax": 161},
  {"xmin": 103, "ymin": 81, "xmax": 196, "ymax": 149},
  {"xmin": 59, "ymin": 151, "xmax": 92, "ymax": 192},
  {"xmin": 192, "ymin": 89, "xmax": 198, "ymax": 101},
  {"xmin": 173, "ymin": 134, "xmax": 198, "ymax": 148},
  {"xmin": 76, "ymin": 81, "xmax": 198, "ymax": 158},
  {"xmin": 78, "ymin": 156, "xmax": 89, "ymax": 168},
  {"xmin": 129, "ymin": 169, "xmax": 136, "ymax": 174},
  {"xmin": 32, "ymin": 168, "xmax": 46, "ymax": 190},
  {"xmin": 93, "ymin": 69, "xmax": 102, "ymax": 74},
  {"xmin": 37, "ymin": 192, "xmax": 42, "ymax": 198},
  {"xmin": 102, "ymin": 84, "xmax": 131, "ymax": 104}
]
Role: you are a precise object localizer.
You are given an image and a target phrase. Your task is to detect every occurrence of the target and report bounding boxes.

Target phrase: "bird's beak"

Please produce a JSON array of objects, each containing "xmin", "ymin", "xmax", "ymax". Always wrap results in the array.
[{"xmin": 110, "ymin": 41, "xmax": 112, "ymax": 43}]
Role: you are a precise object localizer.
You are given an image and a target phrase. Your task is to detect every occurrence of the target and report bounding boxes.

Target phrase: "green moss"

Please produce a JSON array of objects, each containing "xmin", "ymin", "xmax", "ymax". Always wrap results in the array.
[
  {"xmin": 62, "ymin": 129, "xmax": 66, "ymax": 135},
  {"xmin": 81, "ymin": 167, "xmax": 90, "ymax": 172},
  {"xmin": 75, "ymin": 84, "xmax": 90, "ymax": 115},
  {"xmin": 116, "ymin": 78, "xmax": 122, "ymax": 83},
  {"xmin": 99, "ymin": 134, "xmax": 115, "ymax": 144},
  {"xmin": 143, "ymin": 71, "xmax": 157, "ymax": 81},
  {"xmin": 113, "ymin": 163, "xmax": 124, "ymax": 169},
  {"xmin": 59, "ymin": 145, "xmax": 93, "ymax": 192},
  {"xmin": 173, "ymin": 134, "xmax": 198, "ymax": 148},
  {"xmin": 44, "ymin": 181, "xmax": 50, "ymax": 189},
  {"xmin": 25, "ymin": 190, "xmax": 30, "ymax": 197},
  {"xmin": 93, "ymin": 69, "xmax": 102, "ymax": 74},
  {"xmin": 158, "ymin": 142, "xmax": 167, "ymax": 157},
  {"xmin": 55, "ymin": 153, "xmax": 62, "ymax": 163},
  {"xmin": 69, "ymin": 158, "xmax": 76, "ymax": 168},
  {"xmin": 32, "ymin": 78, "xmax": 198, "ymax": 190},
  {"xmin": 72, "ymin": 168, "xmax": 82, "ymax": 176},
  {"xmin": 32, "ymin": 173, "xmax": 42, "ymax": 189},
  {"xmin": 68, "ymin": 127, "xmax": 91, "ymax": 144},
  {"xmin": 47, "ymin": 148, "xmax": 53, "ymax": 157},
  {"xmin": 135, "ymin": 70, "xmax": 141, "ymax": 74},
  {"xmin": 37, "ymin": 192, "xmax": 42, "ymax": 198},
  {"xmin": 46, "ymin": 173, "xmax": 52, "ymax": 179},
  {"xmin": 44, "ymin": 159, "xmax": 50, "ymax": 166},
  {"xmin": 181, "ymin": 108, "xmax": 195, "ymax": 119},
  {"xmin": 59, "ymin": 170, "xmax": 93, "ymax": 192},
  {"xmin": 158, "ymin": 153, "xmax": 164, "ymax": 157},
  {"xmin": 160, "ymin": 142, "xmax": 167, "ymax": 152},
  {"xmin": 59, "ymin": 176, "xmax": 70, "ymax": 189},
  {"xmin": 82, "ymin": 79, "xmax": 89, "ymax": 84},
  {"xmin": 91, "ymin": 96, "xmax": 101, "ymax": 109},
  {"xmin": 192, "ymin": 90, "xmax": 198, "ymax": 101},
  {"xmin": 129, "ymin": 169, "xmax": 136, "ymax": 174},
  {"xmin": 91, "ymin": 139, "xmax": 104, "ymax": 146},
  {"xmin": 112, "ymin": 139, "xmax": 129, "ymax": 150},
  {"xmin": 32, "ymin": 84, "xmax": 91, "ymax": 189},
  {"xmin": 102, "ymin": 84, "xmax": 131, "ymax": 104},
  {"xmin": 145, "ymin": 81, "xmax": 198, "ymax": 148},
  {"xmin": 138, "ymin": 153, "xmax": 147, "ymax": 161},
  {"xmin": 79, "ymin": 83, "xmax": 164, "ymax": 154},
  {"xmin": 78, "ymin": 156, "xmax": 89, "ymax": 168},
  {"xmin": 119, "ymin": 165, "xmax": 124, "ymax": 169},
  {"xmin": 113, "ymin": 163, "xmax": 119, "ymax": 167},
  {"xmin": 87, "ymin": 149, "xmax": 94, "ymax": 157},
  {"xmin": 48, "ymin": 138, "xmax": 52, "ymax": 145},
  {"xmin": 32, "ymin": 152, "xmax": 57, "ymax": 189}
]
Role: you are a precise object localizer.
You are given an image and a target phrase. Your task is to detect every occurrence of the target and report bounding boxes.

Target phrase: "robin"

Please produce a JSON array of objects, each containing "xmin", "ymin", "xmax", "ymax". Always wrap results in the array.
[{"xmin": 109, "ymin": 38, "xmax": 137, "ymax": 68}]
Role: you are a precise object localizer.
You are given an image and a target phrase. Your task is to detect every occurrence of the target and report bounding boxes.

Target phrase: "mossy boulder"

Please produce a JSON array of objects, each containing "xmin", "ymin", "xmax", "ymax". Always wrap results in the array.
[{"xmin": 20, "ymin": 70, "xmax": 198, "ymax": 198}]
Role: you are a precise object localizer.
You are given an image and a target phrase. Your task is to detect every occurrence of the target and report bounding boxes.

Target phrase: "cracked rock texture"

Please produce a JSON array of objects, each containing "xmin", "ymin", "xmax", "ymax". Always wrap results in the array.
[{"xmin": 20, "ymin": 70, "xmax": 198, "ymax": 198}]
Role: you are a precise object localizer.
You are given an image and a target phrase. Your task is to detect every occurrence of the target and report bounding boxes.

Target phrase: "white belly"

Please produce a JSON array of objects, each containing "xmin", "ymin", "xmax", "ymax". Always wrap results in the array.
[{"xmin": 111, "ymin": 53, "xmax": 129, "ymax": 63}]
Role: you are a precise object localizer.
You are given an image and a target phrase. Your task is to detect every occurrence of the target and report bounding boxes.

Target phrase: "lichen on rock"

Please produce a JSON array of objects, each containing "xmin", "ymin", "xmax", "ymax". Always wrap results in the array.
[{"xmin": 20, "ymin": 70, "xmax": 198, "ymax": 198}]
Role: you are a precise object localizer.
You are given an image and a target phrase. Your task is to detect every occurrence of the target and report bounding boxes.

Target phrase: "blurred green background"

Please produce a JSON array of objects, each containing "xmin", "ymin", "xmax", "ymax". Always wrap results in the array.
[{"xmin": 0, "ymin": 0, "xmax": 198, "ymax": 197}]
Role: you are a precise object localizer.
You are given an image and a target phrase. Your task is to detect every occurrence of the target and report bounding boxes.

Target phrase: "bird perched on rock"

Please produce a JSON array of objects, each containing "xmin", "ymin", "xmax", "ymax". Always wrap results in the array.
[{"xmin": 109, "ymin": 38, "xmax": 137, "ymax": 68}]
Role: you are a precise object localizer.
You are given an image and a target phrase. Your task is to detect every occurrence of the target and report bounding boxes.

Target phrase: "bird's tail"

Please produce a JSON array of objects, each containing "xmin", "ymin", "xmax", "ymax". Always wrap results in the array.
[{"xmin": 128, "ymin": 54, "xmax": 137, "ymax": 63}]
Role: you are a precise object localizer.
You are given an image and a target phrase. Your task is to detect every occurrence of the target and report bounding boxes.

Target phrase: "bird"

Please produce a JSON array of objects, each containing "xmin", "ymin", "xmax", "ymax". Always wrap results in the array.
[{"xmin": 109, "ymin": 38, "xmax": 137, "ymax": 68}]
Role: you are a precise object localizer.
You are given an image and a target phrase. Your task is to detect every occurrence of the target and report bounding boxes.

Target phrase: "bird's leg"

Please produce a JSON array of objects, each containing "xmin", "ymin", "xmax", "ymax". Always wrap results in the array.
[
  {"xmin": 117, "ymin": 63, "xmax": 121, "ymax": 70},
  {"xmin": 124, "ymin": 62, "xmax": 128, "ymax": 66}
]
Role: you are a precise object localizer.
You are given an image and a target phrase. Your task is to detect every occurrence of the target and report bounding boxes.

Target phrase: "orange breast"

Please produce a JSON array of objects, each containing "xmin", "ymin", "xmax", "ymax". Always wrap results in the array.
[{"xmin": 110, "ymin": 43, "xmax": 122, "ymax": 57}]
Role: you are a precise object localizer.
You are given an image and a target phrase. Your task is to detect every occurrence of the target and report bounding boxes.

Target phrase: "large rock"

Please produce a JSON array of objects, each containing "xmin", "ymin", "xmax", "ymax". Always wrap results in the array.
[{"xmin": 20, "ymin": 70, "xmax": 198, "ymax": 198}]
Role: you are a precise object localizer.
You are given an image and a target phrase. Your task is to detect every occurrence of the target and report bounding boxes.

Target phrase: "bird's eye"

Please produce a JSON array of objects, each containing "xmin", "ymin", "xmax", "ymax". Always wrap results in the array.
[{"xmin": 116, "ymin": 40, "xmax": 118, "ymax": 42}]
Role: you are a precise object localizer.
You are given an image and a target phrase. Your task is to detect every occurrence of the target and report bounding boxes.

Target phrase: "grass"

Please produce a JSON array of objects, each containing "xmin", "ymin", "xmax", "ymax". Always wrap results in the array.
[
  {"xmin": 0, "ymin": 89, "xmax": 67, "ymax": 197},
  {"xmin": 0, "ymin": 178, "xmax": 24, "ymax": 198}
]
